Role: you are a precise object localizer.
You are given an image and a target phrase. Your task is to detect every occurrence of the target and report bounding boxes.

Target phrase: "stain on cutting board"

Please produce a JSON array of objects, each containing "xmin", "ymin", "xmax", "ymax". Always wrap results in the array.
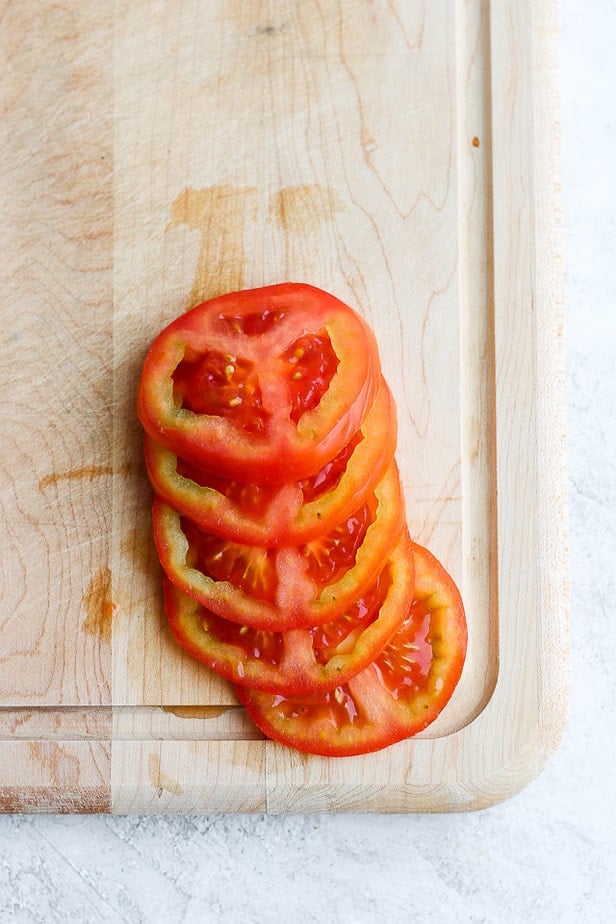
[
  {"xmin": 168, "ymin": 184, "xmax": 344, "ymax": 308},
  {"xmin": 168, "ymin": 185, "xmax": 257, "ymax": 304},
  {"xmin": 148, "ymin": 752, "xmax": 183, "ymax": 797},
  {"xmin": 161, "ymin": 705, "xmax": 232, "ymax": 720},
  {"xmin": 38, "ymin": 462, "xmax": 134, "ymax": 492},
  {"xmin": 28, "ymin": 741, "xmax": 80, "ymax": 789},
  {"xmin": 82, "ymin": 566, "xmax": 114, "ymax": 643},
  {"xmin": 121, "ymin": 526, "xmax": 156, "ymax": 577},
  {"xmin": 38, "ymin": 465, "xmax": 114, "ymax": 492},
  {"xmin": 269, "ymin": 184, "xmax": 345, "ymax": 232}
]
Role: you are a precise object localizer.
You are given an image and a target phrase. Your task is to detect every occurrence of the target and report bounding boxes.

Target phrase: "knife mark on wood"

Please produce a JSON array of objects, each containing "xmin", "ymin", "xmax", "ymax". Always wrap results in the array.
[
  {"xmin": 253, "ymin": 23, "xmax": 286, "ymax": 37},
  {"xmin": 83, "ymin": 567, "xmax": 114, "ymax": 644},
  {"xmin": 269, "ymin": 185, "xmax": 345, "ymax": 233},
  {"xmin": 167, "ymin": 186, "xmax": 257, "ymax": 305}
]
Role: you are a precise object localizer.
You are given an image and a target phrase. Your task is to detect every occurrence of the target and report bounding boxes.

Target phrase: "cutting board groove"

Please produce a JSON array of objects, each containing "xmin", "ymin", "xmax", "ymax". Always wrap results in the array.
[{"xmin": 0, "ymin": 0, "xmax": 567, "ymax": 813}]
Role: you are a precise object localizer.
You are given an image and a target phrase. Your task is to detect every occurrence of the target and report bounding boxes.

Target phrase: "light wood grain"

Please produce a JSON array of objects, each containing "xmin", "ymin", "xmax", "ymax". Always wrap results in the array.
[
  {"xmin": 0, "ymin": 3, "xmax": 113, "ymax": 706},
  {"xmin": 0, "ymin": 740, "xmax": 111, "ymax": 813},
  {"xmin": 111, "ymin": 740, "xmax": 266, "ymax": 814},
  {"xmin": 0, "ymin": 0, "xmax": 567, "ymax": 813}
]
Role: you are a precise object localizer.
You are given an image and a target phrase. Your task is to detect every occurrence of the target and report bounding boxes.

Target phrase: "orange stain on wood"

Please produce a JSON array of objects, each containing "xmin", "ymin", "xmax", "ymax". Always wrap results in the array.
[
  {"xmin": 0, "ymin": 786, "xmax": 111, "ymax": 814},
  {"xmin": 28, "ymin": 741, "xmax": 81, "ymax": 789},
  {"xmin": 269, "ymin": 184, "xmax": 345, "ymax": 232},
  {"xmin": 68, "ymin": 64, "xmax": 101, "ymax": 92},
  {"xmin": 168, "ymin": 185, "xmax": 258, "ymax": 305},
  {"xmin": 161, "ymin": 705, "xmax": 232, "ymax": 720},
  {"xmin": 148, "ymin": 753, "xmax": 184, "ymax": 797},
  {"xmin": 472, "ymin": 136, "xmax": 481, "ymax": 147},
  {"xmin": 38, "ymin": 465, "xmax": 114, "ymax": 491},
  {"xmin": 121, "ymin": 527, "xmax": 155, "ymax": 576},
  {"xmin": 83, "ymin": 567, "xmax": 114, "ymax": 644}
]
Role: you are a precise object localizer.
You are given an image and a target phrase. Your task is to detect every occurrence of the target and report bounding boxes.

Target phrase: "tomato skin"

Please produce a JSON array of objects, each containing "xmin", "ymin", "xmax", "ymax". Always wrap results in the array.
[
  {"xmin": 236, "ymin": 543, "xmax": 467, "ymax": 756},
  {"xmin": 151, "ymin": 461, "xmax": 406, "ymax": 631},
  {"xmin": 139, "ymin": 284, "xmax": 468, "ymax": 759},
  {"xmin": 162, "ymin": 531, "xmax": 415, "ymax": 694},
  {"xmin": 137, "ymin": 283, "xmax": 381, "ymax": 485},
  {"xmin": 143, "ymin": 379, "xmax": 397, "ymax": 547}
]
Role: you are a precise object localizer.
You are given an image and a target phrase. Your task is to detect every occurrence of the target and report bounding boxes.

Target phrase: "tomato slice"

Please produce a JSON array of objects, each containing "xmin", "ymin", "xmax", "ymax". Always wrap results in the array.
[
  {"xmin": 152, "ymin": 461, "xmax": 406, "ymax": 631},
  {"xmin": 163, "ymin": 531, "xmax": 415, "ymax": 694},
  {"xmin": 143, "ymin": 379, "xmax": 397, "ymax": 547},
  {"xmin": 235, "ymin": 543, "xmax": 467, "ymax": 756},
  {"xmin": 137, "ymin": 283, "xmax": 381, "ymax": 484}
]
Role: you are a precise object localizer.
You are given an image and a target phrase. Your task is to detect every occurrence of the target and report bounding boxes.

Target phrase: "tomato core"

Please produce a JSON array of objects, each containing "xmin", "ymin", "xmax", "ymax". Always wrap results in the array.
[{"xmin": 218, "ymin": 307, "xmax": 286, "ymax": 336}]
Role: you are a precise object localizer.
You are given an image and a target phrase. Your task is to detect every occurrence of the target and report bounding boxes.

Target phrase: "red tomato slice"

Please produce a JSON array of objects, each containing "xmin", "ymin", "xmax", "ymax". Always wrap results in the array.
[
  {"xmin": 235, "ymin": 543, "xmax": 467, "ymax": 756},
  {"xmin": 137, "ymin": 283, "xmax": 381, "ymax": 484},
  {"xmin": 162, "ymin": 531, "xmax": 415, "ymax": 694},
  {"xmin": 143, "ymin": 379, "xmax": 397, "ymax": 547},
  {"xmin": 152, "ymin": 461, "xmax": 406, "ymax": 631}
]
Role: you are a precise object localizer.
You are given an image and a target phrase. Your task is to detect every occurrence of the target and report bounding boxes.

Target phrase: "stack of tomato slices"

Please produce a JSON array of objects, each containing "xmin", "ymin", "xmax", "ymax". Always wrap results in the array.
[{"xmin": 137, "ymin": 283, "xmax": 467, "ymax": 757}]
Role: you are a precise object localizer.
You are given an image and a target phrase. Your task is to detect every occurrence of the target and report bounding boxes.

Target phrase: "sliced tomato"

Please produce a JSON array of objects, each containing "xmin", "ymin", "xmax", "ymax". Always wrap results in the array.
[
  {"xmin": 137, "ymin": 283, "xmax": 381, "ymax": 484},
  {"xmin": 235, "ymin": 543, "xmax": 467, "ymax": 756},
  {"xmin": 143, "ymin": 379, "xmax": 397, "ymax": 547},
  {"xmin": 163, "ymin": 531, "xmax": 415, "ymax": 693},
  {"xmin": 151, "ymin": 461, "xmax": 405, "ymax": 631}
]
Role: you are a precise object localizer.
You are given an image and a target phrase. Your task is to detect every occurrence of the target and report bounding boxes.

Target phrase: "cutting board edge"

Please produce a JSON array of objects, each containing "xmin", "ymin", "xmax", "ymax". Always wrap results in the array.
[{"xmin": 0, "ymin": 0, "xmax": 568, "ymax": 815}]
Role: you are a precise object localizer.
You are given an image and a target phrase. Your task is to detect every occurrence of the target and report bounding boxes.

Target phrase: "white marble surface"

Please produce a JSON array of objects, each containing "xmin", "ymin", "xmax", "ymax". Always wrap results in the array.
[{"xmin": 2, "ymin": 2, "xmax": 615, "ymax": 921}]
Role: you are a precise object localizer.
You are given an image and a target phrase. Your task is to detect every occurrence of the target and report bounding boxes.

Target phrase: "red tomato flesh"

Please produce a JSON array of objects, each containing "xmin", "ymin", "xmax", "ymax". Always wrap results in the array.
[
  {"xmin": 144, "ymin": 378, "xmax": 396, "ymax": 547},
  {"xmin": 235, "ymin": 543, "xmax": 467, "ymax": 756},
  {"xmin": 174, "ymin": 350, "xmax": 269, "ymax": 434},
  {"xmin": 137, "ymin": 283, "xmax": 381, "ymax": 484},
  {"xmin": 163, "ymin": 531, "xmax": 415, "ymax": 694},
  {"xmin": 151, "ymin": 461, "xmax": 405, "ymax": 631},
  {"xmin": 283, "ymin": 333, "xmax": 339, "ymax": 423}
]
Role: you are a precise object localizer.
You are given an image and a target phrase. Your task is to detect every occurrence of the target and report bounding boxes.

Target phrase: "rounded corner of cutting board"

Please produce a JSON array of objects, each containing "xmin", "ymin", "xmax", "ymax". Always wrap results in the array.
[
  {"xmin": 0, "ymin": 0, "xmax": 569, "ymax": 817},
  {"xmin": 436, "ymin": 670, "xmax": 570, "ymax": 814},
  {"xmin": 460, "ymin": 724, "xmax": 570, "ymax": 814}
]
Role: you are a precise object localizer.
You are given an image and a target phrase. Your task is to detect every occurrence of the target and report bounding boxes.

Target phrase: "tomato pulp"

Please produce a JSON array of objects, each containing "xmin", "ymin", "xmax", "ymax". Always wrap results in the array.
[
  {"xmin": 138, "ymin": 282, "xmax": 467, "ymax": 760},
  {"xmin": 144, "ymin": 378, "xmax": 397, "ymax": 546},
  {"xmin": 151, "ymin": 461, "xmax": 406, "ymax": 631},
  {"xmin": 163, "ymin": 530, "xmax": 415, "ymax": 694},
  {"xmin": 137, "ymin": 283, "xmax": 381, "ymax": 484},
  {"xmin": 235, "ymin": 543, "xmax": 467, "ymax": 756}
]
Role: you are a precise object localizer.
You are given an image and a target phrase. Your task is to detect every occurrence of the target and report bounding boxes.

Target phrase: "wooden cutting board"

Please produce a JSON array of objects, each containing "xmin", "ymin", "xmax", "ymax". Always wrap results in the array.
[{"xmin": 0, "ymin": 0, "xmax": 568, "ymax": 813}]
